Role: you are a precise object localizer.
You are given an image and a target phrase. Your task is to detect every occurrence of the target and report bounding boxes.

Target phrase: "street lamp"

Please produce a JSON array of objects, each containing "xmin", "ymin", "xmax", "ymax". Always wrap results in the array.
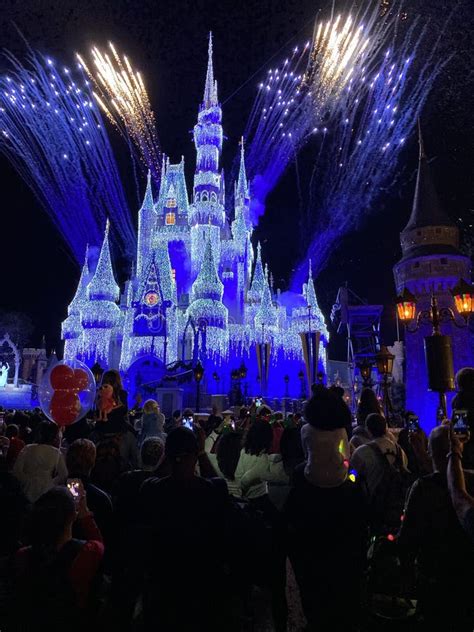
[
  {"xmin": 375, "ymin": 345, "xmax": 395, "ymax": 420},
  {"xmin": 91, "ymin": 362, "xmax": 104, "ymax": 385},
  {"xmin": 356, "ymin": 358, "xmax": 373, "ymax": 388},
  {"xmin": 193, "ymin": 360, "xmax": 204, "ymax": 413},
  {"xmin": 396, "ymin": 280, "xmax": 474, "ymax": 416},
  {"xmin": 298, "ymin": 369, "xmax": 306, "ymax": 399}
]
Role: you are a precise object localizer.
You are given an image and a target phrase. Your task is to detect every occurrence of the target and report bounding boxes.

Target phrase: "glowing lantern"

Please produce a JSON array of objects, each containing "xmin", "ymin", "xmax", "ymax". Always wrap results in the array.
[
  {"xmin": 451, "ymin": 279, "xmax": 474, "ymax": 319},
  {"xmin": 396, "ymin": 287, "xmax": 417, "ymax": 322}
]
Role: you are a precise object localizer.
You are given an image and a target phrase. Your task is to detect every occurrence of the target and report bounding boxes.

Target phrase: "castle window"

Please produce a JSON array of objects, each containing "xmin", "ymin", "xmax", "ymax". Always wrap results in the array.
[
  {"xmin": 166, "ymin": 198, "xmax": 177, "ymax": 208},
  {"xmin": 165, "ymin": 212, "xmax": 176, "ymax": 225},
  {"xmin": 171, "ymin": 268, "xmax": 176, "ymax": 280}
]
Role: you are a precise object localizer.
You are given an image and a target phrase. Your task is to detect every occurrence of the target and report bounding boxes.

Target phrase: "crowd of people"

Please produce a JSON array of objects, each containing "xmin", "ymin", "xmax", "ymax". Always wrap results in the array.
[{"xmin": 1, "ymin": 367, "xmax": 474, "ymax": 631}]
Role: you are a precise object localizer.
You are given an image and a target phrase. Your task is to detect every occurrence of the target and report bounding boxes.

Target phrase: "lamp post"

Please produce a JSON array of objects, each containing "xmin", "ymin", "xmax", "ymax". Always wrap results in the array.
[
  {"xmin": 396, "ymin": 279, "xmax": 474, "ymax": 417},
  {"xmin": 375, "ymin": 345, "xmax": 395, "ymax": 420},
  {"xmin": 356, "ymin": 358, "xmax": 373, "ymax": 388},
  {"xmin": 239, "ymin": 363, "xmax": 247, "ymax": 404},
  {"xmin": 91, "ymin": 362, "xmax": 104, "ymax": 385},
  {"xmin": 212, "ymin": 371, "xmax": 220, "ymax": 394},
  {"xmin": 193, "ymin": 360, "xmax": 204, "ymax": 413},
  {"xmin": 298, "ymin": 369, "xmax": 306, "ymax": 400}
]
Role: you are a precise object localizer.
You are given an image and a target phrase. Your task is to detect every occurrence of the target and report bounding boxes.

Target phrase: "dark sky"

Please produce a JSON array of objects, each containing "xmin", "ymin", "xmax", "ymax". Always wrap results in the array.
[{"xmin": 1, "ymin": 0, "xmax": 473, "ymax": 360}]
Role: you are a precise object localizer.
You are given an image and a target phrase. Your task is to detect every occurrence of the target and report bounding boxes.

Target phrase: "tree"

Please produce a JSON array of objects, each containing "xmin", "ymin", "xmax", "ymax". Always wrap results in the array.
[{"xmin": 0, "ymin": 310, "xmax": 34, "ymax": 349}]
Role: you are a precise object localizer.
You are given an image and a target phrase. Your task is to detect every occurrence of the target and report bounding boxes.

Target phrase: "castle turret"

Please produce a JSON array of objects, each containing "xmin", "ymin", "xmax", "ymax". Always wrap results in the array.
[
  {"xmin": 247, "ymin": 242, "xmax": 266, "ymax": 304},
  {"xmin": 137, "ymin": 171, "xmax": 157, "ymax": 278},
  {"xmin": 393, "ymin": 124, "xmax": 473, "ymax": 427},
  {"xmin": 62, "ymin": 245, "xmax": 91, "ymax": 361},
  {"xmin": 187, "ymin": 233, "xmax": 228, "ymax": 358},
  {"xmin": 189, "ymin": 33, "xmax": 225, "ymax": 274},
  {"xmin": 81, "ymin": 221, "xmax": 121, "ymax": 363}
]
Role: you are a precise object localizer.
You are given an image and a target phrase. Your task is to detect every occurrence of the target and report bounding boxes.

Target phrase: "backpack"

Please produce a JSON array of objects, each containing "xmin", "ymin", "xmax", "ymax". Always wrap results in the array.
[
  {"xmin": 16, "ymin": 539, "xmax": 85, "ymax": 631},
  {"xmin": 366, "ymin": 441, "xmax": 413, "ymax": 535}
]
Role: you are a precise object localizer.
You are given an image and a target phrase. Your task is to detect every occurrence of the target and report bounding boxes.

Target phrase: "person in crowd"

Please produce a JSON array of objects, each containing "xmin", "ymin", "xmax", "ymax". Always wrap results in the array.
[
  {"xmin": 66, "ymin": 439, "xmax": 113, "ymax": 547},
  {"xmin": 206, "ymin": 430, "xmax": 243, "ymax": 497},
  {"xmin": 164, "ymin": 408, "xmax": 181, "ymax": 434},
  {"xmin": 6, "ymin": 424, "xmax": 24, "ymax": 470},
  {"xmin": 329, "ymin": 384, "xmax": 353, "ymax": 439},
  {"xmin": 301, "ymin": 388, "xmax": 351, "ymax": 488},
  {"xmin": 397, "ymin": 412, "xmax": 432, "ymax": 476},
  {"xmin": 111, "ymin": 437, "xmax": 166, "ymax": 630},
  {"xmin": 350, "ymin": 413, "xmax": 408, "ymax": 500},
  {"xmin": 269, "ymin": 426, "xmax": 305, "ymax": 512},
  {"xmin": 351, "ymin": 387, "xmax": 383, "ymax": 451},
  {"xmin": 285, "ymin": 392, "xmax": 368, "ymax": 631},
  {"xmin": 234, "ymin": 419, "xmax": 288, "ymax": 506},
  {"xmin": 114, "ymin": 437, "xmax": 165, "ymax": 524},
  {"xmin": 138, "ymin": 399, "xmax": 166, "ymax": 447},
  {"xmin": 101, "ymin": 369, "xmax": 129, "ymax": 412},
  {"xmin": 14, "ymin": 484, "xmax": 103, "ymax": 631},
  {"xmin": 13, "ymin": 420, "xmax": 67, "ymax": 503},
  {"xmin": 206, "ymin": 405, "xmax": 223, "ymax": 435},
  {"xmin": 351, "ymin": 413, "xmax": 410, "ymax": 534},
  {"xmin": 399, "ymin": 425, "xmax": 474, "ymax": 629},
  {"xmin": 451, "ymin": 367, "xmax": 474, "ymax": 468},
  {"xmin": 447, "ymin": 429, "xmax": 474, "ymax": 544},
  {"xmin": 139, "ymin": 428, "xmax": 231, "ymax": 631},
  {"xmin": 13, "ymin": 411, "xmax": 33, "ymax": 444}
]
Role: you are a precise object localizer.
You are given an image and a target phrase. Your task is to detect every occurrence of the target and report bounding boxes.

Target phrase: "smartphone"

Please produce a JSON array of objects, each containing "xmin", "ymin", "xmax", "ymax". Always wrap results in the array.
[
  {"xmin": 453, "ymin": 409, "xmax": 469, "ymax": 437},
  {"xmin": 183, "ymin": 416, "xmax": 194, "ymax": 431},
  {"xmin": 407, "ymin": 414, "xmax": 420, "ymax": 433},
  {"xmin": 66, "ymin": 478, "xmax": 81, "ymax": 500},
  {"xmin": 255, "ymin": 397, "xmax": 263, "ymax": 408}
]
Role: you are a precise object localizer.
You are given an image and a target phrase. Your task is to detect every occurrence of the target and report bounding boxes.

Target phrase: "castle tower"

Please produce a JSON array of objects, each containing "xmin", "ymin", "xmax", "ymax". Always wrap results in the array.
[
  {"xmin": 62, "ymin": 245, "xmax": 91, "ymax": 361},
  {"xmin": 81, "ymin": 221, "xmax": 121, "ymax": 364},
  {"xmin": 189, "ymin": 33, "xmax": 225, "ymax": 275},
  {"xmin": 137, "ymin": 171, "xmax": 157, "ymax": 279},
  {"xmin": 187, "ymin": 232, "xmax": 228, "ymax": 359},
  {"xmin": 393, "ymin": 125, "xmax": 473, "ymax": 426}
]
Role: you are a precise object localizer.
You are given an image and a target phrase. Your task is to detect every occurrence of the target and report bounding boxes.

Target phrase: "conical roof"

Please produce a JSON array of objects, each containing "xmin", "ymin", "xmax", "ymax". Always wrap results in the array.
[
  {"xmin": 87, "ymin": 220, "xmax": 120, "ymax": 302},
  {"xmin": 403, "ymin": 122, "xmax": 454, "ymax": 232},
  {"xmin": 192, "ymin": 234, "xmax": 223, "ymax": 302}
]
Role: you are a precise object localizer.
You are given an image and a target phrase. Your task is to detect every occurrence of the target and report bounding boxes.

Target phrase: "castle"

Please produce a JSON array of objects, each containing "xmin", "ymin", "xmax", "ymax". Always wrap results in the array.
[{"xmin": 62, "ymin": 35, "xmax": 328, "ymax": 400}]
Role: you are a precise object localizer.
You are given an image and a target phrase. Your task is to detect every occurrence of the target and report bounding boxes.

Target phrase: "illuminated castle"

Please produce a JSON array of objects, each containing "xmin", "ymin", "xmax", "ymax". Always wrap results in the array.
[{"xmin": 62, "ymin": 35, "xmax": 329, "ymax": 399}]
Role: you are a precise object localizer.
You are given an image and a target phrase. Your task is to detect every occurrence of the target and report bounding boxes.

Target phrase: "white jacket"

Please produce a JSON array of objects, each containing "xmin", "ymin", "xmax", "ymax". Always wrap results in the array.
[{"xmin": 234, "ymin": 449, "xmax": 288, "ymax": 499}]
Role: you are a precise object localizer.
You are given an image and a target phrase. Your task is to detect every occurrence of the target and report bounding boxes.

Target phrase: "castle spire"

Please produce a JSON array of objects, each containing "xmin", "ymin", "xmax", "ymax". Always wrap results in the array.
[
  {"xmin": 203, "ymin": 32, "xmax": 218, "ymax": 108},
  {"xmin": 141, "ymin": 170, "xmax": 154, "ymax": 209},
  {"xmin": 192, "ymin": 235, "xmax": 223, "ymax": 302},
  {"xmin": 236, "ymin": 136, "xmax": 248, "ymax": 199},
  {"xmin": 248, "ymin": 242, "xmax": 266, "ymax": 303},
  {"xmin": 87, "ymin": 220, "xmax": 120, "ymax": 302},
  {"xmin": 403, "ymin": 121, "xmax": 453, "ymax": 232},
  {"xmin": 305, "ymin": 259, "xmax": 320, "ymax": 311}
]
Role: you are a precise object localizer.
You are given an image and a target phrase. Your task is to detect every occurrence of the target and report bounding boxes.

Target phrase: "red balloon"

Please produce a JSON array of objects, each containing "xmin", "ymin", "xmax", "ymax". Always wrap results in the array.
[
  {"xmin": 72, "ymin": 368, "xmax": 89, "ymax": 391},
  {"xmin": 50, "ymin": 390, "xmax": 79, "ymax": 426},
  {"xmin": 50, "ymin": 364, "xmax": 75, "ymax": 390}
]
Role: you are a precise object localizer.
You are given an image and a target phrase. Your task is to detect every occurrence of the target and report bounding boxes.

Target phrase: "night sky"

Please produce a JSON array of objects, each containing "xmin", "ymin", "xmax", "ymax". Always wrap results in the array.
[{"xmin": 1, "ymin": 0, "xmax": 473, "ymax": 360}]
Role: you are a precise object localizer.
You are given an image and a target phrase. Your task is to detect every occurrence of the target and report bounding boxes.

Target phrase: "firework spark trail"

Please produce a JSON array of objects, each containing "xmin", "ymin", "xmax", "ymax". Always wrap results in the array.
[
  {"xmin": 291, "ymin": 17, "xmax": 446, "ymax": 289},
  {"xmin": 244, "ymin": 45, "xmax": 312, "ymax": 224},
  {"xmin": 0, "ymin": 51, "xmax": 135, "ymax": 262},
  {"xmin": 77, "ymin": 43, "xmax": 161, "ymax": 183}
]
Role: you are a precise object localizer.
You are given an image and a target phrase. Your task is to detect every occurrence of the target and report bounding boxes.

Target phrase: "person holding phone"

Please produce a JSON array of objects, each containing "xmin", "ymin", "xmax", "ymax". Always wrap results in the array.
[
  {"xmin": 452, "ymin": 367, "xmax": 474, "ymax": 468},
  {"xmin": 14, "ymin": 484, "xmax": 104, "ymax": 631}
]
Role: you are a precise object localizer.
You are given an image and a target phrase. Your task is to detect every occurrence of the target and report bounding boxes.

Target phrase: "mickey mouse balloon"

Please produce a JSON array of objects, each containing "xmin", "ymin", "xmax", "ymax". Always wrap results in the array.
[{"xmin": 39, "ymin": 360, "xmax": 96, "ymax": 426}]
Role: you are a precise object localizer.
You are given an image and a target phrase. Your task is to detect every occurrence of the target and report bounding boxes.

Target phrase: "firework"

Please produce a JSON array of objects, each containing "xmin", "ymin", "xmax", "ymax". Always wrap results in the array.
[
  {"xmin": 77, "ymin": 43, "xmax": 161, "ymax": 182},
  {"xmin": 0, "ymin": 50, "xmax": 134, "ymax": 261}
]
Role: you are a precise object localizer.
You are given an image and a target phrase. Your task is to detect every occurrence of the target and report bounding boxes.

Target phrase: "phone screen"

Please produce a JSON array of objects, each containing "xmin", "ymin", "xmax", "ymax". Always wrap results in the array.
[
  {"xmin": 67, "ymin": 479, "xmax": 81, "ymax": 499},
  {"xmin": 453, "ymin": 410, "xmax": 469, "ymax": 435},
  {"xmin": 183, "ymin": 417, "xmax": 194, "ymax": 430},
  {"xmin": 255, "ymin": 398, "xmax": 262, "ymax": 408},
  {"xmin": 407, "ymin": 415, "xmax": 420, "ymax": 432}
]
